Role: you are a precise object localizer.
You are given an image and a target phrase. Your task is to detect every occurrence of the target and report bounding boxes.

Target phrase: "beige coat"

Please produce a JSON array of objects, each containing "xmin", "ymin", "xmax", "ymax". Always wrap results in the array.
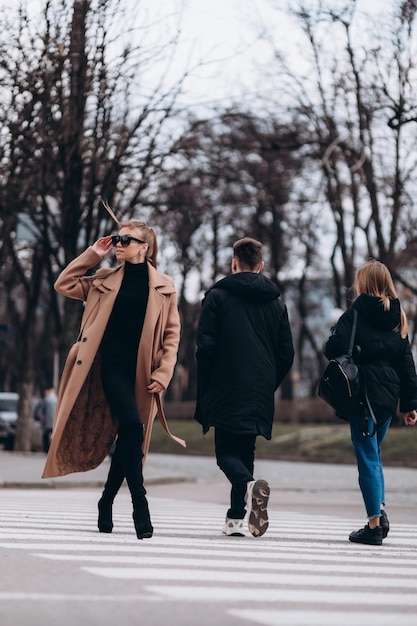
[{"xmin": 42, "ymin": 248, "xmax": 184, "ymax": 478}]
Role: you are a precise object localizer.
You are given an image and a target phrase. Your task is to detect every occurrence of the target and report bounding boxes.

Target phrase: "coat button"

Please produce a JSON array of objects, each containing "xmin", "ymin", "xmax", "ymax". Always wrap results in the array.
[{"xmin": 77, "ymin": 360, "xmax": 82, "ymax": 365}]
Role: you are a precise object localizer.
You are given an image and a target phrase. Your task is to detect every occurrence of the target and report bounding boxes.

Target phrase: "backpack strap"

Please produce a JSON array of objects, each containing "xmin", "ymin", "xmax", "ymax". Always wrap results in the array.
[
  {"xmin": 362, "ymin": 374, "xmax": 378, "ymax": 437},
  {"xmin": 362, "ymin": 384, "xmax": 378, "ymax": 437},
  {"xmin": 348, "ymin": 309, "xmax": 358, "ymax": 356},
  {"xmin": 349, "ymin": 309, "xmax": 377, "ymax": 437}
]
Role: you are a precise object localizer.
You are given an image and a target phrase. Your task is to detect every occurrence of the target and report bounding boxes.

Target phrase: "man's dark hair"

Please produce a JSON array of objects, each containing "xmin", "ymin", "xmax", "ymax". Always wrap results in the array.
[{"xmin": 233, "ymin": 237, "xmax": 263, "ymax": 270}]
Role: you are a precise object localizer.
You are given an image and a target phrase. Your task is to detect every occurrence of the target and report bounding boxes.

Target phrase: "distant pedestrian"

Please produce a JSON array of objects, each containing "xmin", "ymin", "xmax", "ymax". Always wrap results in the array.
[
  {"xmin": 324, "ymin": 259, "xmax": 417, "ymax": 545},
  {"xmin": 40, "ymin": 388, "xmax": 57, "ymax": 453},
  {"xmin": 194, "ymin": 237, "xmax": 294, "ymax": 537}
]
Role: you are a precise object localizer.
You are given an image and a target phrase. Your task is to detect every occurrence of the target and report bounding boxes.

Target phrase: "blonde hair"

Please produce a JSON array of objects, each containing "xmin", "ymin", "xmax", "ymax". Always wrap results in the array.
[
  {"xmin": 119, "ymin": 220, "xmax": 158, "ymax": 268},
  {"xmin": 354, "ymin": 259, "xmax": 408, "ymax": 338}
]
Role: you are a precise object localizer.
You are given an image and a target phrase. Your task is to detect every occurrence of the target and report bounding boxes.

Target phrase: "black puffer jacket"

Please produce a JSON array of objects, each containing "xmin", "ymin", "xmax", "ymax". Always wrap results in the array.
[
  {"xmin": 324, "ymin": 294, "xmax": 417, "ymax": 414},
  {"xmin": 194, "ymin": 272, "xmax": 294, "ymax": 438}
]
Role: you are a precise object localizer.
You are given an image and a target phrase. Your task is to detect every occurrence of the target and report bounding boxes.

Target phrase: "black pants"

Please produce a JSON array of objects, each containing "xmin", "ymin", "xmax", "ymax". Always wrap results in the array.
[
  {"xmin": 214, "ymin": 427, "xmax": 256, "ymax": 519},
  {"xmin": 101, "ymin": 360, "xmax": 145, "ymax": 503},
  {"xmin": 42, "ymin": 428, "xmax": 52, "ymax": 453}
]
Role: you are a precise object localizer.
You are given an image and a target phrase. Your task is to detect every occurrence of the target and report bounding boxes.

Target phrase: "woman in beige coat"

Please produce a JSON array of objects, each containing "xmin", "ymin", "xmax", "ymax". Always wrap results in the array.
[{"xmin": 43, "ymin": 220, "xmax": 184, "ymax": 539}]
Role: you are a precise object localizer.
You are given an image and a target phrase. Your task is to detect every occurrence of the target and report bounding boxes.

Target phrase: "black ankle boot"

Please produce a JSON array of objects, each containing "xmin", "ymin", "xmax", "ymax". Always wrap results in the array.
[
  {"xmin": 98, "ymin": 497, "xmax": 113, "ymax": 533},
  {"xmin": 132, "ymin": 497, "xmax": 153, "ymax": 539}
]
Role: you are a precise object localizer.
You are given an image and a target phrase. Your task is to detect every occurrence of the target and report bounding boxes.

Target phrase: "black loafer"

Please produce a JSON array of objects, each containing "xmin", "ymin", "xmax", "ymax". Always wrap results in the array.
[{"xmin": 349, "ymin": 524, "xmax": 383, "ymax": 545}]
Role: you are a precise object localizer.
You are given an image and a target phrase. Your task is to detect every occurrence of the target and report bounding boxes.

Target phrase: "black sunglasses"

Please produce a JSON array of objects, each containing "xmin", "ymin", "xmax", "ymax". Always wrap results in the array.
[{"xmin": 111, "ymin": 235, "xmax": 146, "ymax": 247}]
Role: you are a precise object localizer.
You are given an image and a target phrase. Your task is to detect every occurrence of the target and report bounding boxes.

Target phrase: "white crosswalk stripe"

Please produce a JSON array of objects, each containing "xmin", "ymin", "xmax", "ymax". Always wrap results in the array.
[{"xmin": 0, "ymin": 489, "xmax": 417, "ymax": 626}]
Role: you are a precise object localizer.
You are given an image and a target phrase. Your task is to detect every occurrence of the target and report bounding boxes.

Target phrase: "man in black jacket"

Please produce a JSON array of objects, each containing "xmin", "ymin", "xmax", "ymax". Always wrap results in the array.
[{"xmin": 194, "ymin": 237, "xmax": 294, "ymax": 537}]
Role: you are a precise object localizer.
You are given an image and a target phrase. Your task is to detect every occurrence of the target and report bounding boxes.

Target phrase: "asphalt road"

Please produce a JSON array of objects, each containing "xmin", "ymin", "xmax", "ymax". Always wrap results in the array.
[{"xmin": 1, "ymin": 452, "xmax": 417, "ymax": 625}]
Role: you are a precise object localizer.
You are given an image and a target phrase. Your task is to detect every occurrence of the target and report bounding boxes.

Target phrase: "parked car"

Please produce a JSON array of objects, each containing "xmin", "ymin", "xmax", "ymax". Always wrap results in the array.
[{"xmin": 0, "ymin": 392, "xmax": 43, "ymax": 451}]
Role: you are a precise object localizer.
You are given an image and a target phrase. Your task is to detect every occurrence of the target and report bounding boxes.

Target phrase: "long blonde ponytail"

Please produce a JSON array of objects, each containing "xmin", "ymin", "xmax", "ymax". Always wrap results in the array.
[{"xmin": 354, "ymin": 259, "xmax": 408, "ymax": 338}]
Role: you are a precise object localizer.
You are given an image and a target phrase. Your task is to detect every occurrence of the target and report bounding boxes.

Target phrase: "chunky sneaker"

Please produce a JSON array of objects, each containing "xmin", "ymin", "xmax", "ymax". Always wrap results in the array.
[
  {"xmin": 380, "ymin": 509, "xmax": 389, "ymax": 539},
  {"xmin": 222, "ymin": 517, "xmax": 245, "ymax": 537},
  {"xmin": 349, "ymin": 524, "xmax": 383, "ymax": 545},
  {"xmin": 246, "ymin": 479, "xmax": 270, "ymax": 537}
]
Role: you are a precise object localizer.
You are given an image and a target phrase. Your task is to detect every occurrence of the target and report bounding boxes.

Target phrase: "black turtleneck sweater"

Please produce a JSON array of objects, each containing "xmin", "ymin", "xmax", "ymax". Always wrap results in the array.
[{"xmin": 101, "ymin": 261, "xmax": 149, "ymax": 369}]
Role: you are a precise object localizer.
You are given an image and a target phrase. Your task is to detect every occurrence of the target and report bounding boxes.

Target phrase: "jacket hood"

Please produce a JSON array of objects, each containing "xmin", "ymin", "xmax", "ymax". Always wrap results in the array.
[
  {"xmin": 353, "ymin": 293, "xmax": 401, "ymax": 331},
  {"xmin": 210, "ymin": 272, "xmax": 280, "ymax": 303}
]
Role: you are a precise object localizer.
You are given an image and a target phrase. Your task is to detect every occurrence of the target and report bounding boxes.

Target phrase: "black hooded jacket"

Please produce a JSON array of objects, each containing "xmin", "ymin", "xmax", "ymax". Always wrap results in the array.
[
  {"xmin": 194, "ymin": 272, "xmax": 294, "ymax": 438},
  {"xmin": 324, "ymin": 294, "xmax": 417, "ymax": 415}
]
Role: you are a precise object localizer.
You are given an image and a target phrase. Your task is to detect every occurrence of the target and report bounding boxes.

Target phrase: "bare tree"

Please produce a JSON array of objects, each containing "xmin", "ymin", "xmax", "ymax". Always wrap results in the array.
[
  {"xmin": 147, "ymin": 110, "xmax": 304, "ymax": 398},
  {"xmin": 285, "ymin": 1, "xmax": 417, "ymax": 294},
  {"xmin": 0, "ymin": 0, "xmax": 189, "ymax": 449},
  {"xmin": 237, "ymin": 0, "xmax": 417, "ymax": 393}
]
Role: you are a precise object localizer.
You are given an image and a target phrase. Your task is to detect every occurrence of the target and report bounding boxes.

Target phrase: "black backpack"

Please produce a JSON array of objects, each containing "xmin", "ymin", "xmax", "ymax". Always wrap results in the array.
[
  {"xmin": 318, "ymin": 310, "xmax": 360, "ymax": 418},
  {"xmin": 318, "ymin": 309, "xmax": 377, "ymax": 436}
]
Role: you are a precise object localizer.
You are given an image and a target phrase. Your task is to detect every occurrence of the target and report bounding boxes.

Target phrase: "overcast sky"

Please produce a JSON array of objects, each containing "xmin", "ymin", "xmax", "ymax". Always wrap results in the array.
[
  {"xmin": 0, "ymin": 0, "xmax": 397, "ymax": 109},
  {"xmin": 161, "ymin": 0, "xmax": 393, "ymax": 108}
]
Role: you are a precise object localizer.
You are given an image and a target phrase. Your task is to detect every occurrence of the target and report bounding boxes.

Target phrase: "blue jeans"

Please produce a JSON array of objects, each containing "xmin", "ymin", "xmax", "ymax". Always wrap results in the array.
[{"xmin": 349, "ymin": 410, "xmax": 392, "ymax": 519}]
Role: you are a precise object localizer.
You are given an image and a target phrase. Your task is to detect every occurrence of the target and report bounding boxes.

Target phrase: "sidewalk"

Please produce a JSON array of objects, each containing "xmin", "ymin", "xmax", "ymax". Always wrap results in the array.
[
  {"xmin": 0, "ymin": 451, "xmax": 191, "ymax": 489},
  {"xmin": 2, "ymin": 450, "xmax": 417, "ymax": 506}
]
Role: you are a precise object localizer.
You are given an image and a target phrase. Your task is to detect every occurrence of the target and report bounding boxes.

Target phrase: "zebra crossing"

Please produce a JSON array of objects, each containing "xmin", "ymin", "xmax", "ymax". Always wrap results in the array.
[{"xmin": 0, "ymin": 488, "xmax": 417, "ymax": 625}]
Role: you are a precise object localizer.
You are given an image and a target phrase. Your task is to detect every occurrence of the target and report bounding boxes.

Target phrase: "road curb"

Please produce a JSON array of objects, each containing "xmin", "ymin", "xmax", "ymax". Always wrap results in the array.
[{"xmin": 0, "ymin": 476, "xmax": 194, "ymax": 489}]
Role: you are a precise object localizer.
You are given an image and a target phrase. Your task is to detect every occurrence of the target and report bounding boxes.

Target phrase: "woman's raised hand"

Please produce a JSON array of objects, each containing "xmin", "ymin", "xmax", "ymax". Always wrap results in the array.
[{"xmin": 91, "ymin": 236, "xmax": 113, "ymax": 258}]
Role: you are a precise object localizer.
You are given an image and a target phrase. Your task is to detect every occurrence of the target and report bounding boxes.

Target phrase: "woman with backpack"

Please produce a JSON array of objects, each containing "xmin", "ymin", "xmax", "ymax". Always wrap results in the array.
[{"xmin": 324, "ymin": 259, "xmax": 417, "ymax": 545}]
